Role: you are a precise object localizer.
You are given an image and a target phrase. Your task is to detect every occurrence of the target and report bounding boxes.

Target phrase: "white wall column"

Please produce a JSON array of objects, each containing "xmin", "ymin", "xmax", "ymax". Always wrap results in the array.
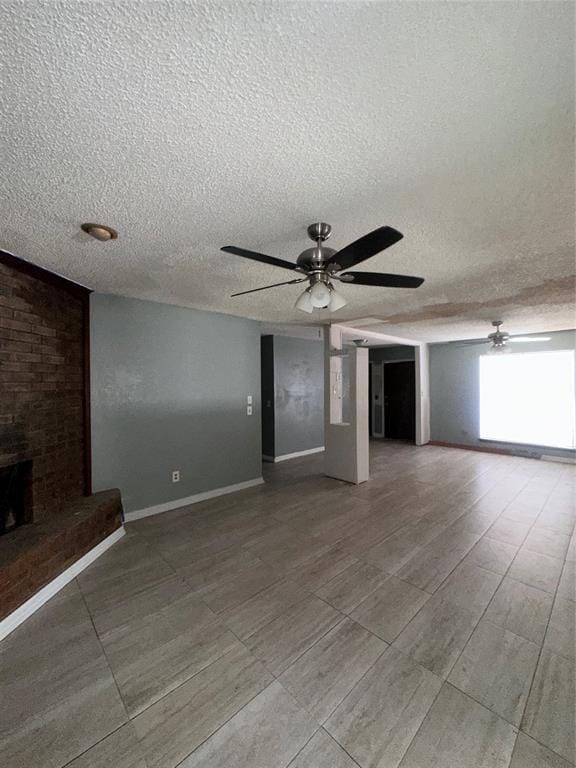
[
  {"xmin": 323, "ymin": 326, "xmax": 370, "ymax": 484},
  {"xmin": 415, "ymin": 343, "xmax": 430, "ymax": 445}
]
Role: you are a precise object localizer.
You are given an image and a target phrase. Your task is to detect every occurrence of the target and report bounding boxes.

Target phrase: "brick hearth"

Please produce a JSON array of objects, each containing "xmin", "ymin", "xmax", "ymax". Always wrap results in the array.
[{"xmin": 0, "ymin": 490, "xmax": 122, "ymax": 620}]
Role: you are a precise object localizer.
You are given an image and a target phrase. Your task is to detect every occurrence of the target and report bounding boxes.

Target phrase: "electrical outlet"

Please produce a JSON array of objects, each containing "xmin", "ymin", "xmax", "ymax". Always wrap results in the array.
[
  {"xmin": 246, "ymin": 405, "xmax": 253, "ymax": 416},
  {"xmin": 247, "ymin": 394, "xmax": 253, "ymax": 405},
  {"xmin": 172, "ymin": 470, "xmax": 180, "ymax": 483}
]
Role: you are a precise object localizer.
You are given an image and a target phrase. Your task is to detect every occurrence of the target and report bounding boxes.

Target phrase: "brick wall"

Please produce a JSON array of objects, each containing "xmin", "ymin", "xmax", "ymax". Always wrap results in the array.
[{"xmin": 0, "ymin": 253, "xmax": 89, "ymax": 521}]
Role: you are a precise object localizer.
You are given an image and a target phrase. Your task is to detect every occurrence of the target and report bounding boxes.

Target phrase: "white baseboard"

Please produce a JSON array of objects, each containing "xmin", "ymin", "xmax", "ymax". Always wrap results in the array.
[
  {"xmin": 0, "ymin": 526, "xmax": 125, "ymax": 643},
  {"xmin": 265, "ymin": 447, "xmax": 325, "ymax": 463},
  {"xmin": 125, "ymin": 477, "xmax": 265, "ymax": 522}
]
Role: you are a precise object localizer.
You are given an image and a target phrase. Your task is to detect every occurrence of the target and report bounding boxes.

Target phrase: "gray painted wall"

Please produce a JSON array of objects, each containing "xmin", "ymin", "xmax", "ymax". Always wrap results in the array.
[
  {"xmin": 430, "ymin": 329, "xmax": 576, "ymax": 457},
  {"xmin": 274, "ymin": 336, "xmax": 324, "ymax": 456},
  {"xmin": 261, "ymin": 335, "xmax": 324, "ymax": 458},
  {"xmin": 91, "ymin": 294, "xmax": 262, "ymax": 513}
]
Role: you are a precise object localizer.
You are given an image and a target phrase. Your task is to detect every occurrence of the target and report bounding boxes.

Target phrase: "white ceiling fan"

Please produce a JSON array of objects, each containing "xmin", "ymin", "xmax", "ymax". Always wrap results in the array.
[{"xmin": 456, "ymin": 321, "xmax": 551, "ymax": 354}]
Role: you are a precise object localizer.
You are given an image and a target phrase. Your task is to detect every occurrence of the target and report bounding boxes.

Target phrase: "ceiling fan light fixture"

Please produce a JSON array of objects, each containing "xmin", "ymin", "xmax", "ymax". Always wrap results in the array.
[
  {"xmin": 486, "ymin": 342, "xmax": 512, "ymax": 354},
  {"xmin": 295, "ymin": 288, "xmax": 314, "ymax": 313},
  {"xmin": 309, "ymin": 281, "xmax": 331, "ymax": 308},
  {"xmin": 328, "ymin": 287, "xmax": 348, "ymax": 311}
]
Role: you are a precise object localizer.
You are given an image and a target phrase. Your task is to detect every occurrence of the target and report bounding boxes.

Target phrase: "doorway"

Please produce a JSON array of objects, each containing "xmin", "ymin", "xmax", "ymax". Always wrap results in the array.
[{"xmin": 370, "ymin": 359, "xmax": 416, "ymax": 441}]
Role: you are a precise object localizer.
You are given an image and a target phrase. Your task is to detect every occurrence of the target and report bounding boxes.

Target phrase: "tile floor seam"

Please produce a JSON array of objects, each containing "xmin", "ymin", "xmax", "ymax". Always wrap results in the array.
[
  {"xmin": 518, "ymin": 719, "xmax": 576, "ymax": 765},
  {"xmin": 505, "ymin": 552, "xmax": 566, "ymax": 594},
  {"xmin": 68, "ymin": 578, "xmax": 135, "ymax": 768},
  {"xmin": 234, "ymin": 603, "xmax": 349, "ymax": 679},
  {"xmin": 320, "ymin": 641, "xmax": 447, "ymax": 766},
  {"xmin": 257, "ymin": 611, "xmax": 350, "ymax": 680},
  {"xmin": 388, "ymin": 665, "xmax": 449, "ymax": 768},
  {"xmin": 420, "ymin": 683, "xmax": 523, "ymax": 760},
  {"xmin": 389, "ymin": 496, "xmax": 551, "ymax": 684},
  {"xmin": 342, "ymin": 472, "xmax": 521, "ymax": 584},
  {"xmin": 58, "ymin": 721, "xmax": 139, "ymax": 768},
  {"xmin": 170, "ymin": 677, "xmax": 287, "ymax": 768},
  {"xmin": 446, "ymin": 654, "xmax": 534, "ymax": 733},
  {"xmin": 350, "ymin": 580, "xmax": 431, "ymax": 645},
  {"xmin": 314, "ymin": 727, "xmax": 364, "ymax": 768},
  {"xmin": 304, "ymin": 629, "xmax": 391, "ymax": 728},
  {"xmin": 542, "ymin": 587, "xmax": 574, "ymax": 661},
  {"xmin": 176, "ymin": 553, "xmax": 285, "ymax": 617},
  {"xmin": 364, "ymin": 466, "xmax": 532, "ymax": 596},
  {"xmin": 444, "ymin": 469, "xmax": 570, "ymax": 756},
  {"xmin": 406, "ymin": 463, "xmax": 561, "ymax": 605},
  {"xmin": 284, "ymin": 727, "xmax": 323, "ymax": 767},
  {"xmin": 91, "ymin": 603, "xmax": 270, "ymax": 746},
  {"xmin": 124, "ymin": 570, "xmax": 352, "ymax": 719}
]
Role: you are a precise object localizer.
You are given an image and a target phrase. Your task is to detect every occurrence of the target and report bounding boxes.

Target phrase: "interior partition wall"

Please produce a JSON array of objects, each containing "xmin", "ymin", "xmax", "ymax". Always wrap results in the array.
[
  {"xmin": 323, "ymin": 326, "xmax": 369, "ymax": 484},
  {"xmin": 323, "ymin": 324, "xmax": 431, "ymax": 485}
]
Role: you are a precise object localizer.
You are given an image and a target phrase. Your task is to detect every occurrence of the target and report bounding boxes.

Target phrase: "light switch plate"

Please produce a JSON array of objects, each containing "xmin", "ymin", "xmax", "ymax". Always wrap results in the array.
[
  {"xmin": 247, "ymin": 405, "xmax": 253, "ymax": 415},
  {"xmin": 247, "ymin": 395, "xmax": 253, "ymax": 404}
]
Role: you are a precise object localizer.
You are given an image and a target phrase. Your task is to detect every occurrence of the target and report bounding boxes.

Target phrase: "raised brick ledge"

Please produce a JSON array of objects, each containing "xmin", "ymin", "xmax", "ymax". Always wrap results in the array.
[{"xmin": 0, "ymin": 489, "xmax": 123, "ymax": 621}]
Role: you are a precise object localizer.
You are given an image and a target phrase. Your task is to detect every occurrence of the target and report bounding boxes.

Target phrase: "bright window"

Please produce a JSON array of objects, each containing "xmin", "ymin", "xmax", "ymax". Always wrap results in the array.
[{"xmin": 479, "ymin": 350, "xmax": 576, "ymax": 450}]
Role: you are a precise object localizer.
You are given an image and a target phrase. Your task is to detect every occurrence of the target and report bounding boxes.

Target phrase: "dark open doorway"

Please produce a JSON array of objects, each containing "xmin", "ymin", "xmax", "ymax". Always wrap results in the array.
[
  {"xmin": 384, "ymin": 361, "xmax": 416, "ymax": 440},
  {"xmin": 369, "ymin": 347, "xmax": 416, "ymax": 443}
]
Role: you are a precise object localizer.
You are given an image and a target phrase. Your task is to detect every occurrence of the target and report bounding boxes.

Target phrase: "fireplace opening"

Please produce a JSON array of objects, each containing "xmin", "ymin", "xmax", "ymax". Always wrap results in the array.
[{"xmin": 0, "ymin": 460, "xmax": 33, "ymax": 536}]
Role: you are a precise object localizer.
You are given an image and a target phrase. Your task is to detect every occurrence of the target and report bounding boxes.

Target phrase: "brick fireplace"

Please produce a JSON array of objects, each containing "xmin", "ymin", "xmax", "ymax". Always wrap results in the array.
[
  {"xmin": 0, "ymin": 250, "xmax": 122, "ymax": 623},
  {"xmin": 0, "ymin": 459, "xmax": 33, "ymax": 535},
  {"xmin": 0, "ymin": 251, "xmax": 89, "ymax": 520}
]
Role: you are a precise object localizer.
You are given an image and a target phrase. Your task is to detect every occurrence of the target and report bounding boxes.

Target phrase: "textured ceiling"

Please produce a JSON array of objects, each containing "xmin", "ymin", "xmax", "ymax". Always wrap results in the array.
[{"xmin": 0, "ymin": 1, "xmax": 574, "ymax": 342}]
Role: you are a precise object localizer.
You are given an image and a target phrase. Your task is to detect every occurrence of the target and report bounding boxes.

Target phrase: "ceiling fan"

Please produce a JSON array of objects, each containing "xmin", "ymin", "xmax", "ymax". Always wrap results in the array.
[
  {"xmin": 456, "ymin": 321, "xmax": 551, "ymax": 354},
  {"xmin": 221, "ymin": 222, "xmax": 424, "ymax": 313}
]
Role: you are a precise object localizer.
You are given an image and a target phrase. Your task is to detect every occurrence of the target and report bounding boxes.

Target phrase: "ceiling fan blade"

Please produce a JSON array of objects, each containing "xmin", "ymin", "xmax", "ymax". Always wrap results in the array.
[
  {"xmin": 230, "ymin": 278, "xmax": 306, "ymax": 297},
  {"xmin": 508, "ymin": 336, "xmax": 551, "ymax": 343},
  {"xmin": 452, "ymin": 339, "xmax": 490, "ymax": 347},
  {"xmin": 221, "ymin": 246, "xmax": 301, "ymax": 273},
  {"xmin": 339, "ymin": 271, "xmax": 424, "ymax": 288},
  {"xmin": 326, "ymin": 226, "xmax": 404, "ymax": 271}
]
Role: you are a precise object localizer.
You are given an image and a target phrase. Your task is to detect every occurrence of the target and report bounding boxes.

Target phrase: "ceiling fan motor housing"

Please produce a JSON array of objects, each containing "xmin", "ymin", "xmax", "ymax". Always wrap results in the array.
[
  {"xmin": 296, "ymin": 246, "xmax": 336, "ymax": 271},
  {"xmin": 489, "ymin": 333, "xmax": 509, "ymax": 346}
]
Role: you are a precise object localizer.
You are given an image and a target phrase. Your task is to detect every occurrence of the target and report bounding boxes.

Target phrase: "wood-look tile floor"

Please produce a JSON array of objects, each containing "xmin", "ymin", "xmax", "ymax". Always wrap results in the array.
[{"xmin": 1, "ymin": 442, "xmax": 575, "ymax": 768}]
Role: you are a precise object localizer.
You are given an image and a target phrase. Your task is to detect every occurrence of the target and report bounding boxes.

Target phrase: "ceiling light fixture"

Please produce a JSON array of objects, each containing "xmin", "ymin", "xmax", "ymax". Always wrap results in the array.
[
  {"xmin": 486, "ymin": 343, "xmax": 512, "ymax": 354},
  {"xmin": 309, "ymin": 281, "xmax": 331, "ymax": 308},
  {"xmin": 294, "ymin": 288, "xmax": 314, "ymax": 313},
  {"xmin": 328, "ymin": 287, "xmax": 348, "ymax": 311},
  {"xmin": 294, "ymin": 281, "xmax": 348, "ymax": 314},
  {"xmin": 81, "ymin": 223, "xmax": 118, "ymax": 241}
]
